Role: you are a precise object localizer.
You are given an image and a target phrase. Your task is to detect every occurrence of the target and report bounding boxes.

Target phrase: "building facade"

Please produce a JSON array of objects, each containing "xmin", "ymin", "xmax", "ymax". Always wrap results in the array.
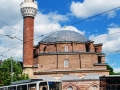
[{"xmin": 20, "ymin": 0, "xmax": 109, "ymax": 90}]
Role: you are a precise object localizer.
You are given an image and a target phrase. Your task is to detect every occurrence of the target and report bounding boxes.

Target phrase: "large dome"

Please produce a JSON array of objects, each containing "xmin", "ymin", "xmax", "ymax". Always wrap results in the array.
[{"xmin": 40, "ymin": 30, "xmax": 89, "ymax": 43}]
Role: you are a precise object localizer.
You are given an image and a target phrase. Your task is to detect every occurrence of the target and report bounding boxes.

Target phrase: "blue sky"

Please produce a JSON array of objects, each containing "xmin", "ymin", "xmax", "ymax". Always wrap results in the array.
[{"xmin": 0, "ymin": 0, "xmax": 120, "ymax": 72}]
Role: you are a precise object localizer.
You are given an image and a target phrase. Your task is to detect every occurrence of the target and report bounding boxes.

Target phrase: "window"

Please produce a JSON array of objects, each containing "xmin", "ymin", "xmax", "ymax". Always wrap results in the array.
[
  {"xmin": 64, "ymin": 59, "xmax": 68, "ymax": 67},
  {"xmin": 68, "ymin": 86, "xmax": 73, "ymax": 90},
  {"xmin": 92, "ymin": 85, "xmax": 97, "ymax": 90},
  {"xmin": 95, "ymin": 48, "xmax": 98, "ymax": 52},
  {"xmin": 65, "ymin": 45, "xmax": 68, "ymax": 52},
  {"xmin": 43, "ymin": 46, "xmax": 46, "ymax": 52},
  {"xmin": 85, "ymin": 44, "xmax": 90, "ymax": 52},
  {"xmin": 98, "ymin": 56, "xmax": 102, "ymax": 63}
]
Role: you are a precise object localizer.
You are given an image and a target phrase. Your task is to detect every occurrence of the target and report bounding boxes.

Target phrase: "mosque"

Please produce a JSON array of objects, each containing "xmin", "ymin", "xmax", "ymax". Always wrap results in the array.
[{"xmin": 20, "ymin": 0, "xmax": 109, "ymax": 90}]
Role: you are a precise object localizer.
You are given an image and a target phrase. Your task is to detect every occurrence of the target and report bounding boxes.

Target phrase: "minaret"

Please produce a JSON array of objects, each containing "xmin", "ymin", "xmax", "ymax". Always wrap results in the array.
[{"xmin": 20, "ymin": 0, "xmax": 38, "ymax": 69}]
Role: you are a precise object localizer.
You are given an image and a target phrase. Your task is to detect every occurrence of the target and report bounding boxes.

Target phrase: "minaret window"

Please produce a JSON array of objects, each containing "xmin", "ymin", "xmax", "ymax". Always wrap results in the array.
[
  {"xmin": 65, "ymin": 45, "xmax": 68, "ymax": 52},
  {"xmin": 64, "ymin": 59, "xmax": 68, "ymax": 67}
]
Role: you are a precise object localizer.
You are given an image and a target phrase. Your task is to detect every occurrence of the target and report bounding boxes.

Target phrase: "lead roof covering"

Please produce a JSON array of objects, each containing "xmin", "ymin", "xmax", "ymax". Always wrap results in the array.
[{"xmin": 40, "ymin": 30, "xmax": 89, "ymax": 43}]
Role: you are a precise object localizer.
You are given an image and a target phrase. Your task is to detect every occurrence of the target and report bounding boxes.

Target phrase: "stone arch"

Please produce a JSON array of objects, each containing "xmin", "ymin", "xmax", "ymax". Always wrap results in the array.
[
  {"xmin": 63, "ymin": 82, "xmax": 80, "ymax": 90},
  {"xmin": 86, "ymin": 82, "xmax": 99, "ymax": 90}
]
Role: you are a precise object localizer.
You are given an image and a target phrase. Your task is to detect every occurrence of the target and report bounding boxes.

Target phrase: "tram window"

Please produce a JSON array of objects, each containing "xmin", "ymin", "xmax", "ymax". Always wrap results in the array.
[
  {"xmin": 0, "ymin": 88, "xmax": 4, "ymax": 90},
  {"xmin": 39, "ymin": 82, "xmax": 47, "ymax": 90},
  {"xmin": 17, "ymin": 85, "xmax": 27, "ymax": 90},
  {"xmin": 3, "ymin": 87, "xmax": 7, "ymax": 90},
  {"xmin": 28, "ymin": 83, "xmax": 36, "ymax": 90},
  {"xmin": 49, "ymin": 82, "xmax": 61, "ymax": 90},
  {"xmin": 42, "ymin": 87, "xmax": 46, "ymax": 90},
  {"xmin": 8, "ymin": 86, "xmax": 16, "ymax": 90}
]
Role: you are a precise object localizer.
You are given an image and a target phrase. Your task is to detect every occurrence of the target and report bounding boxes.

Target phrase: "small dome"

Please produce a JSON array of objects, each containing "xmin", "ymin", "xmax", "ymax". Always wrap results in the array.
[{"xmin": 40, "ymin": 30, "xmax": 89, "ymax": 43}]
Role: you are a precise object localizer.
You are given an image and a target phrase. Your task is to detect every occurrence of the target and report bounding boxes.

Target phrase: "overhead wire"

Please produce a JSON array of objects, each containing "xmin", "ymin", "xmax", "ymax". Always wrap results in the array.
[
  {"xmin": 0, "ymin": 20, "xmax": 23, "ymax": 33},
  {"xmin": 0, "ymin": 34, "xmax": 23, "ymax": 42},
  {"xmin": 90, "ymin": 31, "xmax": 120, "ymax": 40},
  {"xmin": 70, "ymin": 6, "xmax": 120, "ymax": 26},
  {"xmin": 0, "ymin": 43, "xmax": 22, "ymax": 55},
  {"xmin": 103, "ymin": 50, "xmax": 120, "ymax": 54},
  {"xmin": 1, "ymin": 5, "xmax": 120, "ymax": 59}
]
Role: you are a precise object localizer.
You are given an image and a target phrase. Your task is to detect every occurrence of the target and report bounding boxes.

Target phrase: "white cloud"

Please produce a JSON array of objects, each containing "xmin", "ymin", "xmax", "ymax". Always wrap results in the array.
[
  {"xmin": 114, "ymin": 68, "xmax": 120, "ymax": 73},
  {"xmin": 0, "ymin": 0, "xmax": 83, "ymax": 61},
  {"xmin": 111, "ymin": 63, "xmax": 116, "ymax": 66},
  {"xmin": 70, "ymin": 0, "xmax": 120, "ymax": 18},
  {"xmin": 108, "ymin": 23, "xmax": 118, "ymax": 28},
  {"xmin": 89, "ymin": 27, "xmax": 120, "ymax": 53},
  {"xmin": 62, "ymin": 26, "xmax": 85, "ymax": 34}
]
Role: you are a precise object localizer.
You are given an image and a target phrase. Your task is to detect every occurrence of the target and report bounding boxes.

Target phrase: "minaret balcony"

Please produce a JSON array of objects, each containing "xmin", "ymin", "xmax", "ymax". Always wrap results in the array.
[{"xmin": 20, "ymin": 2, "xmax": 38, "ymax": 17}]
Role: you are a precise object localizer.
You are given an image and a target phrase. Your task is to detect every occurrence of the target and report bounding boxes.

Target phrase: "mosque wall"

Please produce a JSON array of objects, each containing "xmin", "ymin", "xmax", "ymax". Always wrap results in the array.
[
  {"xmin": 34, "ymin": 42, "xmax": 102, "ymax": 54},
  {"xmin": 72, "ymin": 43, "xmax": 86, "ymax": 52},
  {"xmin": 38, "ymin": 43, "xmax": 86, "ymax": 53},
  {"xmin": 37, "ymin": 55, "xmax": 57, "ymax": 70},
  {"xmin": 34, "ymin": 53, "xmax": 107, "ymax": 71},
  {"xmin": 94, "ymin": 44, "xmax": 102, "ymax": 53}
]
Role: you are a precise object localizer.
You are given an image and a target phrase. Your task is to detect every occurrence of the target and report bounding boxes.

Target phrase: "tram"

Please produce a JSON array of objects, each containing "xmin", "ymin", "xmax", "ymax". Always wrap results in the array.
[{"xmin": 0, "ymin": 79, "xmax": 62, "ymax": 90}]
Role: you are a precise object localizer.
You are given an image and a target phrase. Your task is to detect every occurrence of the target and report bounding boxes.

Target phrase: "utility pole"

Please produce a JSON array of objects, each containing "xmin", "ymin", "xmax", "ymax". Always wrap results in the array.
[{"xmin": 11, "ymin": 59, "xmax": 13, "ymax": 84}]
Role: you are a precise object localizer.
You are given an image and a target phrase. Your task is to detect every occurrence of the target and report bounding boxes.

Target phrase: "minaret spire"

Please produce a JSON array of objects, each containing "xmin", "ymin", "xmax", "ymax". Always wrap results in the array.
[{"xmin": 20, "ymin": 0, "xmax": 38, "ymax": 70}]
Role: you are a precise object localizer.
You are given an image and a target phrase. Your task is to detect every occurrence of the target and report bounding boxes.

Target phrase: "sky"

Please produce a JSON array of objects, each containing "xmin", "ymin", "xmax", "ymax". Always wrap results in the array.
[{"xmin": 0, "ymin": 0, "xmax": 120, "ymax": 72}]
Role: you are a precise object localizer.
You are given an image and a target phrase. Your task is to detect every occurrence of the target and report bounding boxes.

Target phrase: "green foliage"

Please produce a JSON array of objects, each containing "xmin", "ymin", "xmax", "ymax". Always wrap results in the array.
[
  {"xmin": 114, "ymin": 72, "xmax": 120, "ymax": 75},
  {"xmin": 107, "ymin": 65, "xmax": 120, "ymax": 75},
  {"xmin": 0, "ymin": 58, "xmax": 29, "ymax": 86},
  {"xmin": 107, "ymin": 65, "xmax": 115, "ymax": 75}
]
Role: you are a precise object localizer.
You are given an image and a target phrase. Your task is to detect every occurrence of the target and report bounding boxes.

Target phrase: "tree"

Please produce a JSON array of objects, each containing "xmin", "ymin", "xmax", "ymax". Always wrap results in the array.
[
  {"xmin": 107, "ymin": 65, "xmax": 115, "ymax": 75},
  {"xmin": 0, "ymin": 58, "xmax": 29, "ymax": 86},
  {"xmin": 107, "ymin": 65, "xmax": 120, "ymax": 75}
]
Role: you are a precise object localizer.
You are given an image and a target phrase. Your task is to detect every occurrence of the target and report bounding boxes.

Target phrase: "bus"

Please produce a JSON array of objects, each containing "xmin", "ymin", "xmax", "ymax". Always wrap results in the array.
[{"xmin": 0, "ymin": 79, "xmax": 62, "ymax": 90}]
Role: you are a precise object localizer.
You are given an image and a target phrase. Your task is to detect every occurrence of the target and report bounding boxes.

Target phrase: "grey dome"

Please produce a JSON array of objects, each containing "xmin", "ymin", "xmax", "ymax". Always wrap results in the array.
[{"xmin": 40, "ymin": 30, "xmax": 89, "ymax": 43}]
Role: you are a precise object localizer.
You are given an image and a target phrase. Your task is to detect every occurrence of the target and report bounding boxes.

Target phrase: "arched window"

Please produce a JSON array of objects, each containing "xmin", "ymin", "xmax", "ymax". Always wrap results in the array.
[
  {"xmin": 92, "ymin": 85, "xmax": 97, "ymax": 90},
  {"xmin": 65, "ymin": 45, "xmax": 68, "ymax": 52},
  {"xmin": 64, "ymin": 59, "xmax": 68, "ymax": 67},
  {"xmin": 68, "ymin": 86, "xmax": 73, "ymax": 90}
]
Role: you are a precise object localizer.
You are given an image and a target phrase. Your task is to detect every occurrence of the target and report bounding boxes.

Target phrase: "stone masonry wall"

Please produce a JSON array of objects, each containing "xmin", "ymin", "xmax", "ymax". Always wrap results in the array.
[{"xmin": 36, "ymin": 54, "xmax": 106, "ymax": 71}]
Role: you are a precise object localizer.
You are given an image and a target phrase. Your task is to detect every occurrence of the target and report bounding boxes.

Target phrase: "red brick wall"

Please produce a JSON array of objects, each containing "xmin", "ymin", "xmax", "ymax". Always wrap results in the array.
[
  {"xmin": 39, "ymin": 43, "xmax": 86, "ymax": 53},
  {"xmin": 32, "ymin": 42, "xmax": 108, "ymax": 78},
  {"xmin": 62, "ymin": 80, "xmax": 100, "ymax": 90},
  {"xmin": 89, "ymin": 42, "xmax": 95, "ymax": 52},
  {"xmin": 73, "ymin": 43, "xmax": 86, "ymax": 52},
  {"xmin": 56, "ymin": 43, "xmax": 72, "ymax": 52},
  {"xmin": 36, "ymin": 53, "xmax": 106, "ymax": 71},
  {"xmin": 38, "ymin": 55, "xmax": 57, "ymax": 70},
  {"xmin": 94, "ymin": 45, "xmax": 102, "ymax": 53},
  {"xmin": 57, "ymin": 55, "xmax": 80, "ymax": 70},
  {"xmin": 37, "ymin": 54, "xmax": 81, "ymax": 71},
  {"xmin": 23, "ymin": 17, "xmax": 34, "ymax": 66}
]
